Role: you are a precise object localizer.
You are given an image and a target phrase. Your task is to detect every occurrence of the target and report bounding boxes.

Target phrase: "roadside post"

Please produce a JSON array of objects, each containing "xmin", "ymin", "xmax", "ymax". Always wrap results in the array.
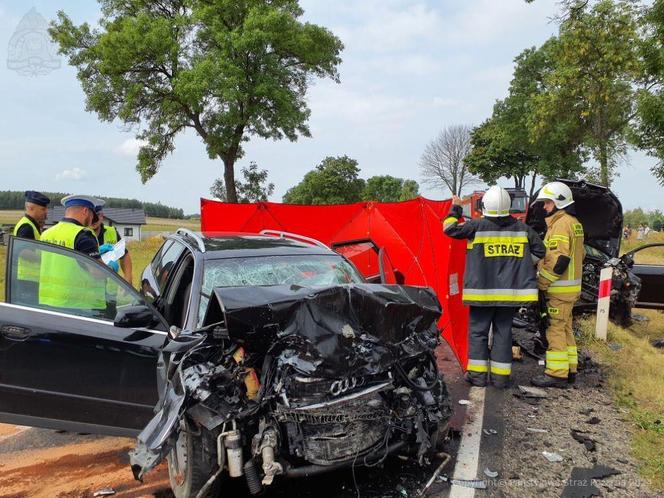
[{"xmin": 595, "ymin": 266, "xmax": 613, "ymax": 340}]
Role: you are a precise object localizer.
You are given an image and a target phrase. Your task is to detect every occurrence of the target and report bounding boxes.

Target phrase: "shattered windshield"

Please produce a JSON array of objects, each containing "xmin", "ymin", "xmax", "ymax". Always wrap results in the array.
[{"xmin": 198, "ymin": 255, "xmax": 364, "ymax": 325}]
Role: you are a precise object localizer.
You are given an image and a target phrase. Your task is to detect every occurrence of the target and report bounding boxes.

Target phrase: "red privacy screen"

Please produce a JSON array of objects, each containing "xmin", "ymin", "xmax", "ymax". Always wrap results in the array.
[{"xmin": 201, "ymin": 197, "xmax": 470, "ymax": 367}]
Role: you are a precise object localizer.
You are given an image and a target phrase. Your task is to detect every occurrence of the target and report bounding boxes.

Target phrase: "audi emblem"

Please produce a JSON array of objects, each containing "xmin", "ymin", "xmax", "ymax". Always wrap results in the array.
[{"xmin": 329, "ymin": 377, "xmax": 365, "ymax": 396}]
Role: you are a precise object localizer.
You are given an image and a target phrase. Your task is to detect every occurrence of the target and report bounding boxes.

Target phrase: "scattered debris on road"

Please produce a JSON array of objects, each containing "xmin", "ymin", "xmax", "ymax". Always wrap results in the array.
[
  {"xmin": 560, "ymin": 464, "xmax": 620, "ymax": 498},
  {"xmin": 483, "ymin": 468, "xmax": 499, "ymax": 478},
  {"xmin": 570, "ymin": 428, "xmax": 597, "ymax": 452},
  {"xmin": 542, "ymin": 451, "xmax": 563, "ymax": 463},
  {"xmin": 93, "ymin": 488, "xmax": 116, "ymax": 497}
]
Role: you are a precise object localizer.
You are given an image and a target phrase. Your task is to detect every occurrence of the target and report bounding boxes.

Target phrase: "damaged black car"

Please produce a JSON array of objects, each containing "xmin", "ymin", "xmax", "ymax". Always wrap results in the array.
[{"xmin": 0, "ymin": 231, "xmax": 452, "ymax": 498}]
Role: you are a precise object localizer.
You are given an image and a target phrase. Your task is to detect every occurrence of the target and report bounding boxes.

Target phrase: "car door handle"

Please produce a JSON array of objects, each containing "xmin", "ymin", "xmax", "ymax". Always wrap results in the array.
[{"xmin": 0, "ymin": 324, "xmax": 32, "ymax": 341}]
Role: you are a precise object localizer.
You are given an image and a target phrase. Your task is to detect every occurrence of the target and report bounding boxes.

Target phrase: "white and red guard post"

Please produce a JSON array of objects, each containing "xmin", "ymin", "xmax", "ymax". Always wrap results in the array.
[{"xmin": 595, "ymin": 266, "xmax": 614, "ymax": 340}]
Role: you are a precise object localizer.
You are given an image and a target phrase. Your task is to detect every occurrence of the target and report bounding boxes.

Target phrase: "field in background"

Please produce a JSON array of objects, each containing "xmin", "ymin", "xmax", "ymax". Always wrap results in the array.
[
  {"xmin": 0, "ymin": 210, "xmax": 23, "ymax": 225},
  {"xmin": 622, "ymin": 231, "xmax": 664, "ymax": 263}
]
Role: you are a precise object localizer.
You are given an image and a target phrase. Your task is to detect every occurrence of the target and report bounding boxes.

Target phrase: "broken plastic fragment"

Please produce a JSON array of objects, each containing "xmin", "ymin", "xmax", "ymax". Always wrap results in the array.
[
  {"xmin": 93, "ymin": 489, "xmax": 116, "ymax": 497},
  {"xmin": 526, "ymin": 428, "xmax": 548, "ymax": 433},
  {"xmin": 458, "ymin": 399, "xmax": 471, "ymax": 405},
  {"xmin": 542, "ymin": 451, "xmax": 563, "ymax": 463},
  {"xmin": 518, "ymin": 385, "xmax": 548, "ymax": 398},
  {"xmin": 484, "ymin": 468, "xmax": 498, "ymax": 478},
  {"xmin": 483, "ymin": 428, "xmax": 498, "ymax": 436}
]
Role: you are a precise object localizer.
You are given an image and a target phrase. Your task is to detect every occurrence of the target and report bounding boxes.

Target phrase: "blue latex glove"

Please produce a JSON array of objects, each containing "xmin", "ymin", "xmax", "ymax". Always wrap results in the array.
[
  {"xmin": 107, "ymin": 259, "xmax": 120, "ymax": 272},
  {"xmin": 99, "ymin": 243, "xmax": 114, "ymax": 255}
]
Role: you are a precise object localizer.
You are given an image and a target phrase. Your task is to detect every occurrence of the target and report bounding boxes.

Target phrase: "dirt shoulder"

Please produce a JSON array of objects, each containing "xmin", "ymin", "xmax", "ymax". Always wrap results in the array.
[{"xmin": 493, "ymin": 329, "xmax": 657, "ymax": 497}]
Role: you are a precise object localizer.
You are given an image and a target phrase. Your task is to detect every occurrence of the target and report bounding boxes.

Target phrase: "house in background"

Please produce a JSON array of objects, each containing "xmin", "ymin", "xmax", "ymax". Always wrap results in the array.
[{"xmin": 45, "ymin": 207, "xmax": 146, "ymax": 241}]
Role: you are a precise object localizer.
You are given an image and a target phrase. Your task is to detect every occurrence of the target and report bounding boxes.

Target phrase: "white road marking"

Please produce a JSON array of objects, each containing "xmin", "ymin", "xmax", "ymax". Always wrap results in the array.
[{"xmin": 448, "ymin": 386, "xmax": 486, "ymax": 498}]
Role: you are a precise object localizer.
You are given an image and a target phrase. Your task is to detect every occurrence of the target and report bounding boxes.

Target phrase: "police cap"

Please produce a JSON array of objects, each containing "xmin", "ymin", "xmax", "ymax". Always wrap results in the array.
[{"xmin": 25, "ymin": 191, "xmax": 50, "ymax": 207}]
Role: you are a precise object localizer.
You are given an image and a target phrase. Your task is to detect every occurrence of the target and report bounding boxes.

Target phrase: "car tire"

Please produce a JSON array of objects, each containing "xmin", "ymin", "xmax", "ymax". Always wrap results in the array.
[{"xmin": 167, "ymin": 422, "xmax": 221, "ymax": 498}]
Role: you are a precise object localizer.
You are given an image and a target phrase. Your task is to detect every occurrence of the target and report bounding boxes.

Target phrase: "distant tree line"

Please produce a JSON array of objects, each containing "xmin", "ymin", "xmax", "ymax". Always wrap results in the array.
[
  {"xmin": 0, "ymin": 191, "xmax": 184, "ymax": 219},
  {"xmin": 624, "ymin": 208, "xmax": 664, "ymax": 231}
]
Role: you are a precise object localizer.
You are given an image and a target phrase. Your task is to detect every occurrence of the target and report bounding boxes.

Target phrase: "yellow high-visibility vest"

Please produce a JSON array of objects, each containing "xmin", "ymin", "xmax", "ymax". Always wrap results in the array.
[
  {"xmin": 13, "ymin": 216, "xmax": 40, "ymax": 282},
  {"xmin": 39, "ymin": 222, "xmax": 106, "ymax": 311}
]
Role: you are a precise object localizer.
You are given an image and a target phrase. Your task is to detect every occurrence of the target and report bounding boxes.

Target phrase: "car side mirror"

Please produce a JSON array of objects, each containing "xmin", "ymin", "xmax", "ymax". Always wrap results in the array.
[
  {"xmin": 114, "ymin": 305, "xmax": 158, "ymax": 329},
  {"xmin": 621, "ymin": 253, "xmax": 634, "ymax": 268}
]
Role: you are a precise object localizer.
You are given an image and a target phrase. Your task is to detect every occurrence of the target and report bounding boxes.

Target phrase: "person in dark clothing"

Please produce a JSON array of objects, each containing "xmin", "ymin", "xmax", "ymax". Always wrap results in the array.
[{"xmin": 443, "ymin": 186, "xmax": 546, "ymax": 388}]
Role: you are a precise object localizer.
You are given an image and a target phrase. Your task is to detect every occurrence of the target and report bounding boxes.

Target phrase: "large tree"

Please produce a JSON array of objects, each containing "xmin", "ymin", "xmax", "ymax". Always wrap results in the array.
[
  {"xmin": 49, "ymin": 0, "xmax": 343, "ymax": 202},
  {"xmin": 531, "ymin": 0, "xmax": 641, "ymax": 186},
  {"xmin": 283, "ymin": 156, "xmax": 366, "ymax": 204},
  {"xmin": 419, "ymin": 124, "xmax": 479, "ymax": 196},
  {"xmin": 465, "ymin": 41, "xmax": 586, "ymax": 196},
  {"xmin": 362, "ymin": 175, "xmax": 419, "ymax": 202}
]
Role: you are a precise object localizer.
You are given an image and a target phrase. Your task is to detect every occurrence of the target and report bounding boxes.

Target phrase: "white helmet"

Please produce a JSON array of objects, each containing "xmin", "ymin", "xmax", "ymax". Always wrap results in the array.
[
  {"xmin": 536, "ymin": 181, "xmax": 574, "ymax": 209},
  {"xmin": 482, "ymin": 186, "xmax": 512, "ymax": 217}
]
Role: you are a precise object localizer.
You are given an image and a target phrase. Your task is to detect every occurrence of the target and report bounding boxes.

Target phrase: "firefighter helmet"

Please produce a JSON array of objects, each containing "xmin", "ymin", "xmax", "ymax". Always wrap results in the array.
[
  {"xmin": 536, "ymin": 181, "xmax": 574, "ymax": 209},
  {"xmin": 482, "ymin": 186, "xmax": 512, "ymax": 217}
]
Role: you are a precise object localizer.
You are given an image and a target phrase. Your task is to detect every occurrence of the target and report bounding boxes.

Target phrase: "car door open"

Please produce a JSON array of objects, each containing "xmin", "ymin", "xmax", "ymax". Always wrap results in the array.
[
  {"xmin": 0, "ymin": 236, "xmax": 168, "ymax": 437},
  {"xmin": 625, "ymin": 243, "xmax": 664, "ymax": 309}
]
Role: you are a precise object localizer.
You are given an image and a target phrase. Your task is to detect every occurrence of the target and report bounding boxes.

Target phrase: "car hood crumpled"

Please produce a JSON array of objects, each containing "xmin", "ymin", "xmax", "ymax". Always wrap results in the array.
[
  {"xmin": 527, "ymin": 179, "xmax": 623, "ymax": 258},
  {"xmin": 204, "ymin": 283, "xmax": 442, "ymax": 377},
  {"xmin": 129, "ymin": 283, "xmax": 443, "ymax": 479}
]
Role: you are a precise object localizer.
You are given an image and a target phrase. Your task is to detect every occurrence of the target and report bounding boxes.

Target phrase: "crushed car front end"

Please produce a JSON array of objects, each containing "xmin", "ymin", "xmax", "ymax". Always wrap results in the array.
[{"xmin": 130, "ymin": 283, "xmax": 452, "ymax": 497}]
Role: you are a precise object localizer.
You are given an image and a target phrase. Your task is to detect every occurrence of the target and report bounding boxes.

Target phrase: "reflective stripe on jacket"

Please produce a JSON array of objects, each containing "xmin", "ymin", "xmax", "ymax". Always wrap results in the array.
[
  {"xmin": 538, "ymin": 210, "xmax": 585, "ymax": 301},
  {"xmin": 443, "ymin": 205, "xmax": 546, "ymax": 306},
  {"xmin": 40, "ymin": 222, "xmax": 106, "ymax": 310},
  {"xmin": 14, "ymin": 216, "xmax": 40, "ymax": 282}
]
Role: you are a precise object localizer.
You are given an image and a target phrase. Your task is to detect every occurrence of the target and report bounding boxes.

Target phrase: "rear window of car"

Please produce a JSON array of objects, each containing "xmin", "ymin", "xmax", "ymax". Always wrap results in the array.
[{"xmin": 197, "ymin": 254, "xmax": 364, "ymax": 325}]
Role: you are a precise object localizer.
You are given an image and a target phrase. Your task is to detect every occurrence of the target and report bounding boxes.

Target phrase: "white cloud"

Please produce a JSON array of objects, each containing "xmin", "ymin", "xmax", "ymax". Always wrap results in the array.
[
  {"xmin": 55, "ymin": 167, "xmax": 87, "ymax": 181},
  {"xmin": 116, "ymin": 138, "xmax": 147, "ymax": 157}
]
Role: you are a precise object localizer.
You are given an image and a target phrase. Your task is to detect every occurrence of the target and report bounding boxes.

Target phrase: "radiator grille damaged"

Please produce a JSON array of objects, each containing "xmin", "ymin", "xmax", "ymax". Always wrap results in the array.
[{"xmin": 129, "ymin": 284, "xmax": 452, "ymax": 488}]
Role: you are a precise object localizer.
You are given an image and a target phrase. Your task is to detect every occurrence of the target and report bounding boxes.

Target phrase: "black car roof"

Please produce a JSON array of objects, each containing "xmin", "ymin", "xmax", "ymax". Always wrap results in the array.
[{"xmin": 173, "ymin": 233, "xmax": 337, "ymax": 259}]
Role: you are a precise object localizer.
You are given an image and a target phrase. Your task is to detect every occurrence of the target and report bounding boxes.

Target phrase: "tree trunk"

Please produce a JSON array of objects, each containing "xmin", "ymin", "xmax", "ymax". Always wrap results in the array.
[
  {"xmin": 529, "ymin": 172, "xmax": 538, "ymax": 200},
  {"xmin": 599, "ymin": 141, "xmax": 609, "ymax": 187},
  {"xmin": 223, "ymin": 157, "xmax": 238, "ymax": 203}
]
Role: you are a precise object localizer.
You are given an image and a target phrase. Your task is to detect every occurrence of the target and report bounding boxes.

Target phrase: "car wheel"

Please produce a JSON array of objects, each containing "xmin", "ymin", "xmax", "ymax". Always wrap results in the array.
[{"xmin": 167, "ymin": 423, "xmax": 221, "ymax": 498}]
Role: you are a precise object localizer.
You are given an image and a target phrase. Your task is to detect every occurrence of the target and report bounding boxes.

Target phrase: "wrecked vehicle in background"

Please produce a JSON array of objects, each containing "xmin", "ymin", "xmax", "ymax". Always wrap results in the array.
[
  {"xmin": 132, "ymin": 280, "xmax": 451, "ymax": 497},
  {"xmin": 0, "ymin": 230, "xmax": 452, "ymax": 498},
  {"xmin": 520, "ymin": 179, "xmax": 664, "ymax": 330}
]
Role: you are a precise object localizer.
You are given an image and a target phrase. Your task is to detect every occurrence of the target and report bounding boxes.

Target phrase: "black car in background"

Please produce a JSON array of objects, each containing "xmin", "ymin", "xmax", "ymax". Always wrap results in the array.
[{"xmin": 0, "ymin": 230, "xmax": 451, "ymax": 498}]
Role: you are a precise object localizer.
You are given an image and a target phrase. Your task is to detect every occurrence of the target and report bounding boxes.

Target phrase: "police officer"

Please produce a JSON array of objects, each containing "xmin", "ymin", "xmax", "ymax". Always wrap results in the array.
[
  {"xmin": 444, "ymin": 186, "xmax": 546, "ymax": 388},
  {"xmin": 12, "ymin": 191, "xmax": 51, "ymax": 303},
  {"xmin": 39, "ymin": 195, "xmax": 107, "ymax": 314},
  {"xmin": 531, "ymin": 182, "xmax": 585, "ymax": 388},
  {"xmin": 14, "ymin": 190, "xmax": 50, "ymax": 239},
  {"xmin": 91, "ymin": 201, "xmax": 133, "ymax": 285}
]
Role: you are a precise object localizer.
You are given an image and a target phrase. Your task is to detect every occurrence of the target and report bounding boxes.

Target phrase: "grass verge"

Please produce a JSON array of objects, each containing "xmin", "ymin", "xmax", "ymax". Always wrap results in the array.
[{"xmin": 577, "ymin": 311, "xmax": 664, "ymax": 490}]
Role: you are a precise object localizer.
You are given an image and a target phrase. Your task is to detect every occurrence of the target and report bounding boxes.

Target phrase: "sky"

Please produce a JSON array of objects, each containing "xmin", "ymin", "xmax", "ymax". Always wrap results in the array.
[{"xmin": 0, "ymin": 0, "xmax": 661, "ymax": 214}]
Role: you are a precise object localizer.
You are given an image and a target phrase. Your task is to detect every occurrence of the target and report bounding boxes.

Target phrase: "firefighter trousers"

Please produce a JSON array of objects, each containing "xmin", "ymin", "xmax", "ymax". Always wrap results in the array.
[
  {"xmin": 544, "ymin": 296, "xmax": 578, "ymax": 379},
  {"xmin": 467, "ymin": 306, "xmax": 515, "ymax": 380}
]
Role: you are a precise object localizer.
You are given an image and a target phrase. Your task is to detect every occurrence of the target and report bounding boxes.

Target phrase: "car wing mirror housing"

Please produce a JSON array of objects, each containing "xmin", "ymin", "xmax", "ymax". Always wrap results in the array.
[{"xmin": 114, "ymin": 304, "xmax": 158, "ymax": 329}]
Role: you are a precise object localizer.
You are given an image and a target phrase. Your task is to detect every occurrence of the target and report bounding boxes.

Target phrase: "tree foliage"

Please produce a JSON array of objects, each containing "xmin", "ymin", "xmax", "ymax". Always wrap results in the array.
[
  {"xmin": 283, "ymin": 158, "xmax": 419, "ymax": 204},
  {"xmin": 49, "ymin": 0, "xmax": 343, "ymax": 202},
  {"xmin": 530, "ymin": 0, "xmax": 641, "ymax": 186},
  {"xmin": 420, "ymin": 124, "xmax": 479, "ymax": 196},
  {"xmin": 210, "ymin": 162, "xmax": 275, "ymax": 203},
  {"xmin": 0, "ymin": 191, "xmax": 184, "ymax": 218},
  {"xmin": 363, "ymin": 175, "xmax": 419, "ymax": 202},
  {"xmin": 283, "ymin": 156, "xmax": 366, "ymax": 204},
  {"xmin": 634, "ymin": 0, "xmax": 664, "ymax": 185},
  {"xmin": 465, "ymin": 41, "xmax": 585, "ymax": 195}
]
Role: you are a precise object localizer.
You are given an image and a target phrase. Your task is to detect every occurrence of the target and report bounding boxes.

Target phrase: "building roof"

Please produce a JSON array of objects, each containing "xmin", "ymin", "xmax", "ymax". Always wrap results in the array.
[{"xmin": 46, "ymin": 207, "xmax": 146, "ymax": 226}]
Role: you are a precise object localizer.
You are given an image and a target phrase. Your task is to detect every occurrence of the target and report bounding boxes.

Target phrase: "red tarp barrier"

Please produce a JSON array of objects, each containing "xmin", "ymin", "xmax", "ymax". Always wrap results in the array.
[{"xmin": 201, "ymin": 197, "xmax": 470, "ymax": 367}]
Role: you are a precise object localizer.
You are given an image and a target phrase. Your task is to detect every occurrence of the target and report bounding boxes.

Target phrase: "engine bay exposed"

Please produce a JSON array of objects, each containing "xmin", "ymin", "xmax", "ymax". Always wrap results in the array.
[{"xmin": 129, "ymin": 284, "xmax": 452, "ymax": 493}]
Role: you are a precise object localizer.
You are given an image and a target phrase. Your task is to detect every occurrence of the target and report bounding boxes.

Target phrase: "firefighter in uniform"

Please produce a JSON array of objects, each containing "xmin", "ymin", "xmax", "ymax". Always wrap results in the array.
[
  {"xmin": 39, "ymin": 195, "xmax": 109, "ymax": 316},
  {"xmin": 444, "ymin": 186, "xmax": 546, "ymax": 388},
  {"xmin": 531, "ymin": 182, "xmax": 585, "ymax": 388},
  {"xmin": 12, "ymin": 191, "xmax": 51, "ymax": 303}
]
